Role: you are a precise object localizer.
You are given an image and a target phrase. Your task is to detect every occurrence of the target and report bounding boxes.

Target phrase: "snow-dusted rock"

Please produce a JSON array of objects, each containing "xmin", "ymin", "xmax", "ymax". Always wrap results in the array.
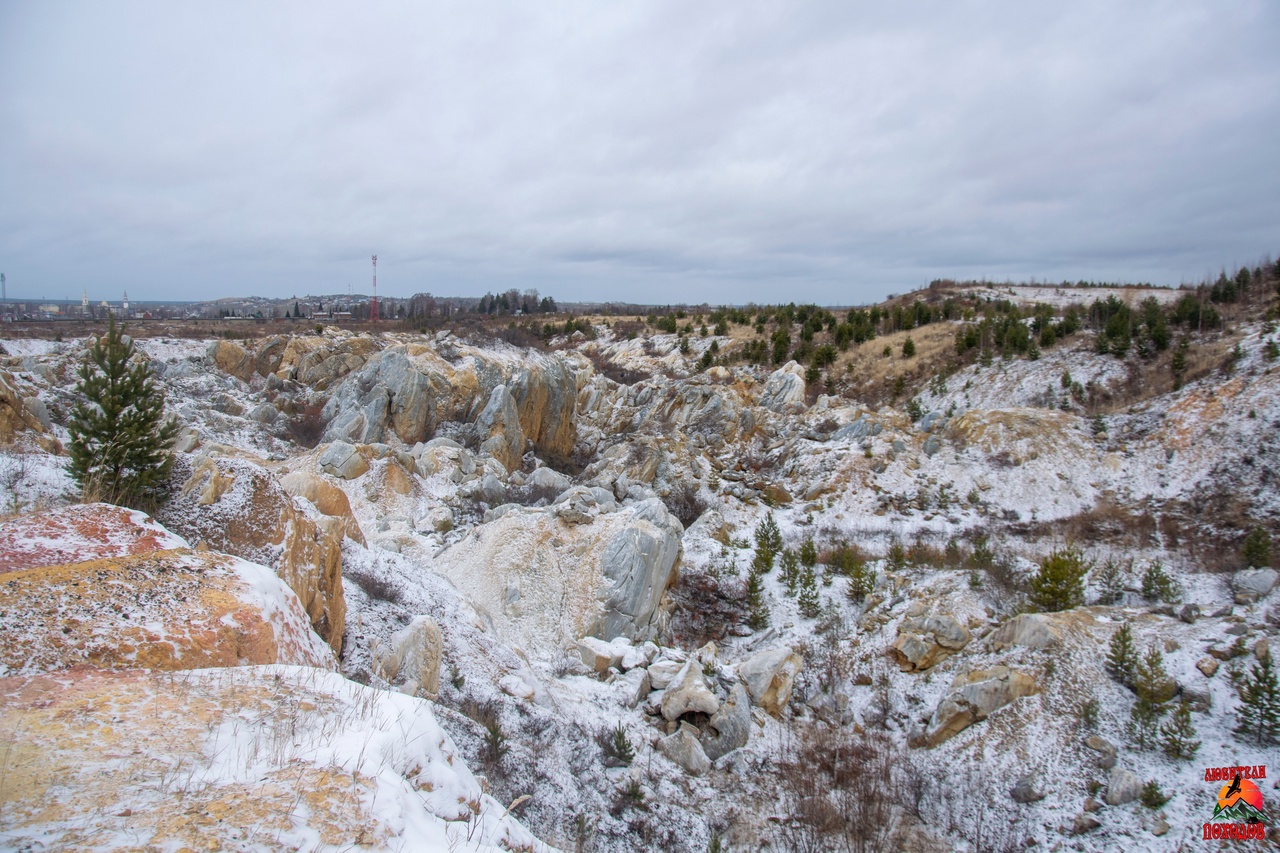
[
  {"xmin": 661, "ymin": 660, "xmax": 721, "ymax": 721},
  {"xmin": 476, "ymin": 384, "xmax": 525, "ymax": 472},
  {"xmin": 160, "ymin": 454, "xmax": 347, "ymax": 653},
  {"xmin": 990, "ymin": 610, "xmax": 1093, "ymax": 652},
  {"xmin": 657, "ymin": 722, "xmax": 712, "ymax": 775},
  {"xmin": 1104, "ymin": 766, "xmax": 1143, "ymax": 805},
  {"xmin": 1196, "ymin": 657, "xmax": 1220, "ymax": 677},
  {"xmin": 737, "ymin": 646, "xmax": 803, "ymax": 717},
  {"xmin": 701, "ymin": 682, "xmax": 751, "ymax": 761},
  {"xmin": 318, "ymin": 441, "xmax": 369, "ymax": 480},
  {"xmin": 1010, "ymin": 773, "xmax": 1046, "ymax": 803},
  {"xmin": 432, "ymin": 499, "xmax": 682, "ymax": 658},
  {"xmin": 1233, "ymin": 568, "xmax": 1278, "ymax": 604},
  {"xmin": 889, "ymin": 612, "xmax": 971, "ymax": 671},
  {"xmin": 759, "ymin": 361, "xmax": 807, "ymax": 413},
  {"xmin": 279, "ymin": 470, "xmax": 367, "ymax": 545},
  {"xmin": 0, "ymin": 666, "xmax": 553, "ymax": 852},
  {"xmin": 499, "ymin": 673, "xmax": 536, "ymax": 700},
  {"xmin": 207, "ymin": 339, "xmax": 255, "ymax": 382},
  {"xmin": 375, "ymin": 615, "xmax": 443, "ymax": 699},
  {"xmin": 647, "ymin": 658, "xmax": 685, "ymax": 690},
  {"xmin": 921, "ymin": 665, "xmax": 1040, "ymax": 747},
  {"xmin": 0, "ymin": 517, "xmax": 335, "ymax": 675}
]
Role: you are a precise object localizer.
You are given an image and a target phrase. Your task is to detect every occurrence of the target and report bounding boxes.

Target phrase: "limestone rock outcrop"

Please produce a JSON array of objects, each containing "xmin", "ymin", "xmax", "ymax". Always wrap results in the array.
[
  {"xmin": 758, "ymin": 362, "xmax": 807, "ymax": 413},
  {"xmin": 889, "ymin": 610, "xmax": 971, "ymax": 671},
  {"xmin": 0, "ymin": 502, "xmax": 187, "ymax": 573},
  {"xmin": 737, "ymin": 646, "xmax": 803, "ymax": 717},
  {"xmin": 921, "ymin": 665, "xmax": 1040, "ymax": 747},
  {"xmin": 374, "ymin": 615, "xmax": 443, "ymax": 699},
  {"xmin": 0, "ymin": 666, "xmax": 552, "ymax": 852},
  {"xmin": 158, "ymin": 454, "xmax": 347, "ymax": 653},
  {"xmin": 0, "ymin": 509, "xmax": 335, "ymax": 675},
  {"xmin": 990, "ymin": 611, "xmax": 1095, "ymax": 652},
  {"xmin": 431, "ymin": 498, "xmax": 682, "ymax": 658}
]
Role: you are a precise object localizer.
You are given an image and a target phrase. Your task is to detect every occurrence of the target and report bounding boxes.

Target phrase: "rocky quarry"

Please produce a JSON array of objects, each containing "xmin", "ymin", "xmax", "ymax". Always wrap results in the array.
[{"xmin": 1, "ymin": 281, "xmax": 1278, "ymax": 852}]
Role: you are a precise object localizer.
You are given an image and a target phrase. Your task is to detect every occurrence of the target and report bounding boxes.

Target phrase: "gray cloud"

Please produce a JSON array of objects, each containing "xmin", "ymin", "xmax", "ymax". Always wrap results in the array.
[{"xmin": 2, "ymin": 1, "xmax": 1278, "ymax": 304}]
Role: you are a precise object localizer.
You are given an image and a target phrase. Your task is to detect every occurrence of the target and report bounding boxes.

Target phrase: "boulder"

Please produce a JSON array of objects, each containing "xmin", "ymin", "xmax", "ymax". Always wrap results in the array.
[
  {"xmin": 374, "ymin": 615, "xmax": 443, "ymax": 699},
  {"xmin": 1105, "ymin": 767, "xmax": 1143, "ymax": 806},
  {"xmin": 737, "ymin": 646, "xmax": 803, "ymax": 717},
  {"xmin": 989, "ymin": 611, "xmax": 1094, "ymax": 652},
  {"xmin": 657, "ymin": 722, "xmax": 711, "ymax": 775},
  {"xmin": 647, "ymin": 658, "xmax": 685, "ymax": 690},
  {"xmin": 921, "ymin": 665, "xmax": 1040, "ymax": 747},
  {"xmin": 889, "ymin": 613, "xmax": 971, "ymax": 671},
  {"xmin": 578, "ymin": 636, "xmax": 625, "ymax": 674},
  {"xmin": 759, "ymin": 362, "xmax": 807, "ymax": 413},
  {"xmin": 1010, "ymin": 773, "xmax": 1046, "ymax": 803},
  {"xmin": 701, "ymin": 683, "xmax": 751, "ymax": 761},
  {"xmin": 661, "ymin": 661, "xmax": 720, "ymax": 721},
  {"xmin": 207, "ymin": 339, "xmax": 255, "ymax": 383},
  {"xmin": 158, "ymin": 455, "xmax": 347, "ymax": 653},
  {"xmin": 431, "ymin": 500, "xmax": 682, "ymax": 658},
  {"xmin": 0, "ymin": 370, "xmax": 54, "ymax": 443},
  {"xmin": 1233, "ymin": 568, "xmax": 1278, "ymax": 604},
  {"xmin": 318, "ymin": 441, "xmax": 369, "ymax": 480},
  {"xmin": 252, "ymin": 335, "xmax": 288, "ymax": 377},
  {"xmin": 475, "ymin": 384, "xmax": 525, "ymax": 473}
]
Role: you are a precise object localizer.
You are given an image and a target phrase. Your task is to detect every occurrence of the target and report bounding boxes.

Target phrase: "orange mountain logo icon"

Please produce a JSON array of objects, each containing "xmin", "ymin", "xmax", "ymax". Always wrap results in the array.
[{"xmin": 1212, "ymin": 775, "xmax": 1264, "ymax": 823}]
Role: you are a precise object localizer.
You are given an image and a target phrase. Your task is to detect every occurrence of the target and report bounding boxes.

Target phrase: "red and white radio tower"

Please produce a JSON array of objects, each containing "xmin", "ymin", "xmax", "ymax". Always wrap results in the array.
[{"xmin": 370, "ymin": 254, "xmax": 379, "ymax": 323}]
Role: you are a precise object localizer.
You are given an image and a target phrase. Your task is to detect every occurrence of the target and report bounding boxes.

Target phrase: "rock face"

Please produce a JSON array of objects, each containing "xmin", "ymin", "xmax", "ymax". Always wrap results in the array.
[
  {"xmin": 207, "ymin": 339, "xmax": 255, "ymax": 383},
  {"xmin": 158, "ymin": 454, "xmax": 347, "ymax": 653},
  {"xmin": 0, "ymin": 370, "xmax": 56, "ymax": 445},
  {"xmin": 759, "ymin": 362, "xmax": 807, "ymax": 412},
  {"xmin": 737, "ymin": 646, "xmax": 803, "ymax": 717},
  {"xmin": 889, "ymin": 612, "xmax": 971, "ymax": 671},
  {"xmin": 374, "ymin": 616, "xmax": 443, "ymax": 699},
  {"xmin": 0, "ymin": 666, "xmax": 552, "ymax": 852},
  {"xmin": 1010, "ymin": 774, "xmax": 1046, "ymax": 803},
  {"xmin": 922, "ymin": 665, "xmax": 1040, "ymax": 747},
  {"xmin": 476, "ymin": 384, "xmax": 526, "ymax": 471},
  {"xmin": 0, "ymin": 541, "xmax": 335, "ymax": 675},
  {"xmin": 432, "ymin": 499, "xmax": 682, "ymax": 657},
  {"xmin": 316, "ymin": 343, "xmax": 576, "ymax": 459}
]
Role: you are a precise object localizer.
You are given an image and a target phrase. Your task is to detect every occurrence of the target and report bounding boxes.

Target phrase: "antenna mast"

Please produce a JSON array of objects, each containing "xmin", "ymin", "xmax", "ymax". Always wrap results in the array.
[
  {"xmin": 1, "ymin": 273, "xmax": 5, "ymax": 302},
  {"xmin": 370, "ymin": 255, "xmax": 379, "ymax": 323}
]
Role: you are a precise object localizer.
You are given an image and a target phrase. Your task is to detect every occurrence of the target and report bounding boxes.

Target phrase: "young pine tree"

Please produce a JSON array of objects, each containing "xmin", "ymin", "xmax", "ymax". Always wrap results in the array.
[
  {"xmin": 745, "ymin": 568, "xmax": 770, "ymax": 631},
  {"xmin": 755, "ymin": 512, "xmax": 782, "ymax": 560},
  {"xmin": 1159, "ymin": 700, "xmax": 1201, "ymax": 760},
  {"xmin": 1242, "ymin": 526, "xmax": 1272, "ymax": 569},
  {"xmin": 798, "ymin": 566, "xmax": 820, "ymax": 618},
  {"xmin": 778, "ymin": 548, "xmax": 800, "ymax": 596},
  {"xmin": 1028, "ymin": 548, "xmax": 1089, "ymax": 612},
  {"xmin": 68, "ymin": 317, "xmax": 178, "ymax": 509},
  {"xmin": 798, "ymin": 536, "xmax": 817, "ymax": 569},
  {"xmin": 1234, "ymin": 649, "xmax": 1280, "ymax": 745},
  {"xmin": 1129, "ymin": 644, "xmax": 1175, "ymax": 749},
  {"xmin": 1105, "ymin": 623, "xmax": 1137, "ymax": 689}
]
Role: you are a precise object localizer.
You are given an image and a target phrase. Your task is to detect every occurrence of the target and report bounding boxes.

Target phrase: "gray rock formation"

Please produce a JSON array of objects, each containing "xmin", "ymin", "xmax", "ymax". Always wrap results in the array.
[
  {"xmin": 921, "ymin": 665, "xmax": 1040, "ymax": 747},
  {"xmin": 701, "ymin": 683, "xmax": 750, "ymax": 761},
  {"xmin": 1105, "ymin": 767, "xmax": 1143, "ymax": 805},
  {"xmin": 660, "ymin": 661, "xmax": 720, "ymax": 721},
  {"xmin": 476, "ymin": 384, "xmax": 525, "ymax": 472},
  {"xmin": 657, "ymin": 722, "xmax": 711, "ymax": 775},
  {"xmin": 758, "ymin": 362, "xmax": 807, "ymax": 413},
  {"xmin": 737, "ymin": 646, "xmax": 803, "ymax": 717},
  {"xmin": 318, "ymin": 441, "xmax": 369, "ymax": 480}
]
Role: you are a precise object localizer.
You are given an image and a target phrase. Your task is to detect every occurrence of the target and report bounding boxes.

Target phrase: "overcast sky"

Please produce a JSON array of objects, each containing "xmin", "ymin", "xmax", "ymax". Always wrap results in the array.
[{"xmin": 2, "ymin": 2, "xmax": 1278, "ymax": 305}]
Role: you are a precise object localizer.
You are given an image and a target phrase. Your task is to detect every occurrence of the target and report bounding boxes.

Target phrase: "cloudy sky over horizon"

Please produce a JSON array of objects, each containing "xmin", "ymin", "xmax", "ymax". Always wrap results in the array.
[{"xmin": 2, "ymin": 2, "xmax": 1278, "ymax": 305}]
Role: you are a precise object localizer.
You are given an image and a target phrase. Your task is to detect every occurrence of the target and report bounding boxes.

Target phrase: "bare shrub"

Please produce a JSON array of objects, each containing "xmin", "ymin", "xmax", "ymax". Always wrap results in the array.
[
  {"xmin": 344, "ymin": 565, "xmax": 403, "ymax": 604},
  {"xmin": 285, "ymin": 399, "xmax": 327, "ymax": 448},
  {"xmin": 666, "ymin": 570, "xmax": 748, "ymax": 647},
  {"xmin": 663, "ymin": 480, "xmax": 708, "ymax": 529}
]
